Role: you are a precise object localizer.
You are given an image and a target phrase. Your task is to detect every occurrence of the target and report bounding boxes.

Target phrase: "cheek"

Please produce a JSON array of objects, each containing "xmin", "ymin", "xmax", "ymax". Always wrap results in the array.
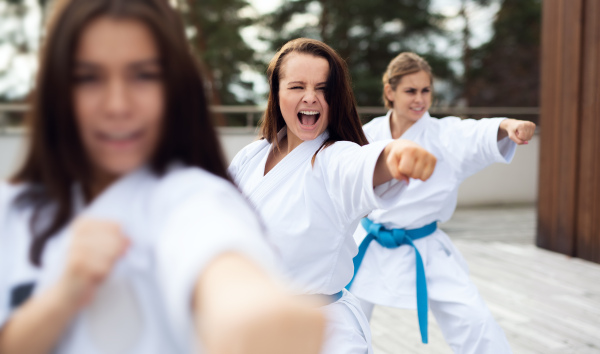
[
  {"xmin": 73, "ymin": 87, "xmax": 99, "ymax": 131},
  {"xmin": 134, "ymin": 83, "xmax": 164, "ymax": 116},
  {"xmin": 73, "ymin": 87, "xmax": 101, "ymax": 152},
  {"xmin": 320, "ymin": 97, "xmax": 329, "ymax": 124},
  {"xmin": 139, "ymin": 87, "xmax": 164, "ymax": 150},
  {"xmin": 423, "ymin": 94, "xmax": 433, "ymax": 110},
  {"xmin": 133, "ymin": 83, "xmax": 163, "ymax": 122},
  {"xmin": 395, "ymin": 93, "xmax": 412, "ymax": 109},
  {"xmin": 278, "ymin": 91, "xmax": 296, "ymax": 121}
]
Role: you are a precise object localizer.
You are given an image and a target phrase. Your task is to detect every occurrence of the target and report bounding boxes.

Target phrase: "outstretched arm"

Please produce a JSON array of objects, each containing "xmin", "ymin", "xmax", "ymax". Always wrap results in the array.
[
  {"xmin": 194, "ymin": 253, "xmax": 325, "ymax": 354},
  {"xmin": 498, "ymin": 119, "xmax": 536, "ymax": 144},
  {"xmin": 373, "ymin": 139, "xmax": 437, "ymax": 187}
]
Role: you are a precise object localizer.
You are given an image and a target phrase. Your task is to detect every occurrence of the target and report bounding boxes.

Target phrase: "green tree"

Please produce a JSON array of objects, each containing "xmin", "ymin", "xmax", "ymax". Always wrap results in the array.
[
  {"xmin": 0, "ymin": 0, "xmax": 36, "ymax": 101},
  {"xmin": 465, "ymin": 0, "xmax": 541, "ymax": 111},
  {"xmin": 260, "ymin": 0, "xmax": 455, "ymax": 108},
  {"xmin": 177, "ymin": 0, "xmax": 260, "ymax": 107}
]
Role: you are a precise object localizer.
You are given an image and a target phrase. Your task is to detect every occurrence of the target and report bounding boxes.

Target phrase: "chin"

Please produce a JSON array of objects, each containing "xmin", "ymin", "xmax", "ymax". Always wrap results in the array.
[
  {"xmin": 411, "ymin": 112, "xmax": 426, "ymax": 120},
  {"xmin": 102, "ymin": 159, "xmax": 145, "ymax": 178}
]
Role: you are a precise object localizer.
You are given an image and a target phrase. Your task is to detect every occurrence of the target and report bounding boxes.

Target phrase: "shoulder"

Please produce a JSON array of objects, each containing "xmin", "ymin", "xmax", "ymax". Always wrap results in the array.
[
  {"xmin": 319, "ymin": 140, "xmax": 361, "ymax": 156},
  {"xmin": 312, "ymin": 140, "xmax": 370, "ymax": 170},
  {"xmin": 423, "ymin": 115, "xmax": 464, "ymax": 138},
  {"xmin": 157, "ymin": 166, "xmax": 239, "ymax": 203},
  {"xmin": 230, "ymin": 139, "xmax": 269, "ymax": 168},
  {"xmin": 154, "ymin": 166, "xmax": 260, "ymax": 231},
  {"xmin": 363, "ymin": 115, "xmax": 388, "ymax": 135},
  {"xmin": 434, "ymin": 115, "xmax": 462, "ymax": 127}
]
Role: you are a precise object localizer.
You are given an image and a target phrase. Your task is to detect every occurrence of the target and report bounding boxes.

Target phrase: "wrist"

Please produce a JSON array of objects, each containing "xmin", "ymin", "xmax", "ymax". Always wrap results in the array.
[{"xmin": 51, "ymin": 275, "xmax": 92, "ymax": 312}]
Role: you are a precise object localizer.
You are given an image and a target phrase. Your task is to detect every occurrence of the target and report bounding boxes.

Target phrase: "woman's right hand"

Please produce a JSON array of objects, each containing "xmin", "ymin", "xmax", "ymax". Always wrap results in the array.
[{"xmin": 55, "ymin": 218, "xmax": 130, "ymax": 309}]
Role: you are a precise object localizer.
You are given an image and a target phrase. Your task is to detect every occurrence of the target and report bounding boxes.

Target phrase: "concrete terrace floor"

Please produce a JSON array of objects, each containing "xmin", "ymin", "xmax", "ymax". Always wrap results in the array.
[{"xmin": 369, "ymin": 205, "xmax": 600, "ymax": 354}]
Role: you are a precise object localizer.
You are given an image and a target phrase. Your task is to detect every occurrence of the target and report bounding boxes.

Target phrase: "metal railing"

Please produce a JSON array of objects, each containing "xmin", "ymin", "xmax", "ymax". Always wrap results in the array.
[{"xmin": 0, "ymin": 104, "xmax": 539, "ymax": 133}]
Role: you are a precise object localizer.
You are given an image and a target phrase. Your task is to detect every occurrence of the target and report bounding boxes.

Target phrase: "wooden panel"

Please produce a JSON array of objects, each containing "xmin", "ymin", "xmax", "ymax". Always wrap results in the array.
[
  {"xmin": 536, "ymin": 0, "xmax": 584, "ymax": 255},
  {"xmin": 576, "ymin": 0, "xmax": 600, "ymax": 263}
]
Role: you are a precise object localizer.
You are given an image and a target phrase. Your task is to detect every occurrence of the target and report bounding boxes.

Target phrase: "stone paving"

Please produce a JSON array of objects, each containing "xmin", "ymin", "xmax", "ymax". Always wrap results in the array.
[{"xmin": 369, "ymin": 205, "xmax": 600, "ymax": 353}]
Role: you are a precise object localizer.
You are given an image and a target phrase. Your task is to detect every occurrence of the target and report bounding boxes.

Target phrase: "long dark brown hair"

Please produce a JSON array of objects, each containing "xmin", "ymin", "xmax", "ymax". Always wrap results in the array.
[
  {"xmin": 11, "ymin": 0, "xmax": 229, "ymax": 266},
  {"xmin": 261, "ymin": 38, "xmax": 368, "ymax": 158}
]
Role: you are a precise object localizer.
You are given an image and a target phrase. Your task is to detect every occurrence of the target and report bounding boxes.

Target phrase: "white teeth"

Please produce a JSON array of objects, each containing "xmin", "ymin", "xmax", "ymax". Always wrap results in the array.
[
  {"xmin": 411, "ymin": 107, "xmax": 424, "ymax": 111},
  {"xmin": 104, "ymin": 132, "xmax": 135, "ymax": 140},
  {"xmin": 299, "ymin": 110, "xmax": 319, "ymax": 115}
]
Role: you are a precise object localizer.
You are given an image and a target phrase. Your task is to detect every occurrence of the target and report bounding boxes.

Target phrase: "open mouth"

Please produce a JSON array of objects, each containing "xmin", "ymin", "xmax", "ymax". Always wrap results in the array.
[
  {"xmin": 297, "ymin": 110, "xmax": 321, "ymax": 127},
  {"xmin": 97, "ymin": 129, "xmax": 143, "ymax": 147},
  {"xmin": 410, "ymin": 107, "xmax": 425, "ymax": 112}
]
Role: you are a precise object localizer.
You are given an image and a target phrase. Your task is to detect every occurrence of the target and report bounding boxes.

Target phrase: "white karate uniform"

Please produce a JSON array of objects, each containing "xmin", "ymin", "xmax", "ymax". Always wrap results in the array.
[
  {"xmin": 229, "ymin": 127, "xmax": 406, "ymax": 354},
  {"xmin": 0, "ymin": 181, "xmax": 40, "ymax": 329},
  {"xmin": 0, "ymin": 165, "xmax": 276, "ymax": 354},
  {"xmin": 350, "ymin": 111, "xmax": 515, "ymax": 354}
]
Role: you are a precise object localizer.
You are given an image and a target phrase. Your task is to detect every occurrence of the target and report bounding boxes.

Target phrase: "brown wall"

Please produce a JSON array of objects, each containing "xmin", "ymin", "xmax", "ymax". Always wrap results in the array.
[{"xmin": 537, "ymin": 0, "xmax": 600, "ymax": 263}]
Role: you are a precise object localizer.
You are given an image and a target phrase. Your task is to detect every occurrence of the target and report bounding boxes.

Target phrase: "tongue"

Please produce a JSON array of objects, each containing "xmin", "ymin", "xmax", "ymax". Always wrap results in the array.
[{"xmin": 300, "ymin": 114, "xmax": 316, "ymax": 125}]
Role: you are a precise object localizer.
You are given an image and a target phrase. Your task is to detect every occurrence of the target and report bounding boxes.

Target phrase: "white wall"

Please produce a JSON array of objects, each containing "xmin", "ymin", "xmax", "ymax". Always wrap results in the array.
[
  {"xmin": 0, "ymin": 133, "xmax": 25, "ymax": 180},
  {"xmin": 457, "ymin": 135, "xmax": 539, "ymax": 206},
  {"xmin": 0, "ymin": 129, "xmax": 539, "ymax": 206}
]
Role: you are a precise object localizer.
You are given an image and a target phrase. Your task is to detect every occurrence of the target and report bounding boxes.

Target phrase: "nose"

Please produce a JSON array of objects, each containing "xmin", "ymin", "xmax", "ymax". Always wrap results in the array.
[
  {"xmin": 414, "ymin": 92, "xmax": 424, "ymax": 104},
  {"xmin": 105, "ymin": 77, "xmax": 130, "ymax": 118},
  {"xmin": 303, "ymin": 88, "xmax": 318, "ymax": 104}
]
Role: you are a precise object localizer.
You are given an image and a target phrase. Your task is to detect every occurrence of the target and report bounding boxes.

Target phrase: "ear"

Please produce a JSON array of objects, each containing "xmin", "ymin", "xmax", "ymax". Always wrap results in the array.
[{"xmin": 384, "ymin": 84, "xmax": 395, "ymax": 103}]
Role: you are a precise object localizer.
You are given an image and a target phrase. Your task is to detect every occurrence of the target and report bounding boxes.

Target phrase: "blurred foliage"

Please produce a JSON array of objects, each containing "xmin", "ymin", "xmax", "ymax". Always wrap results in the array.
[
  {"xmin": 0, "ymin": 0, "xmax": 29, "ymax": 101},
  {"xmin": 176, "ymin": 0, "xmax": 260, "ymax": 106},
  {"xmin": 0, "ymin": 0, "xmax": 542, "ymax": 120},
  {"xmin": 259, "ymin": 0, "xmax": 457, "ymax": 106},
  {"xmin": 465, "ymin": 0, "xmax": 541, "ymax": 109}
]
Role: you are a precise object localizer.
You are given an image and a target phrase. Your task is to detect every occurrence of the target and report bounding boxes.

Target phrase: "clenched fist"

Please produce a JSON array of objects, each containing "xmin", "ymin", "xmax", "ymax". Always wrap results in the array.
[
  {"xmin": 375, "ymin": 139, "xmax": 437, "ymax": 185},
  {"xmin": 499, "ymin": 119, "xmax": 536, "ymax": 145},
  {"xmin": 57, "ymin": 218, "xmax": 129, "ymax": 309}
]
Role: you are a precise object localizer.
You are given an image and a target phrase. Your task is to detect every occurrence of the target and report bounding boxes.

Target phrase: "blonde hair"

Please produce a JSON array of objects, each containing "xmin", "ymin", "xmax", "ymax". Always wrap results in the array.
[{"xmin": 382, "ymin": 52, "xmax": 433, "ymax": 109}]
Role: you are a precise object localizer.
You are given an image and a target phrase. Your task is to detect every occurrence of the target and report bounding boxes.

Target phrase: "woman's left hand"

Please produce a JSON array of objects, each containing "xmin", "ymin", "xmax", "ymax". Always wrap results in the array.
[{"xmin": 499, "ymin": 119, "xmax": 536, "ymax": 145}]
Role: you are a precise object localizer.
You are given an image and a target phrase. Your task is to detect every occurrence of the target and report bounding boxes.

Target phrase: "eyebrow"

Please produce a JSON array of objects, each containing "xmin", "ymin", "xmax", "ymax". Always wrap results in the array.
[
  {"xmin": 74, "ymin": 58, "xmax": 161, "ymax": 70},
  {"xmin": 286, "ymin": 81, "xmax": 328, "ymax": 85}
]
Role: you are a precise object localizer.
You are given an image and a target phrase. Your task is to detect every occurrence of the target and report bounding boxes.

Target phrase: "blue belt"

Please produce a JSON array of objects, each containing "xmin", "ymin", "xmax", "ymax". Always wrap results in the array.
[{"xmin": 346, "ymin": 217, "xmax": 437, "ymax": 344}]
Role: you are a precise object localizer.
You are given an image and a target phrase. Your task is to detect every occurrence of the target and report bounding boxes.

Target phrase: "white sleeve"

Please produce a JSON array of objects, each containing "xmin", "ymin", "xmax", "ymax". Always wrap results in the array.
[
  {"xmin": 0, "ymin": 248, "xmax": 8, "ymax": 330},
  {"xmin": 228, "ymin": 140, "xmax": 266, "ymax": 183},
  {"xmin": 440, "ymin": 117, "xmax": 516, "ymax": 180},
  {"xmin": 0, "ymin": 183, "xmax": 11, "ymax": 328},
  {"xmin": 318, "ymin": 140, "xmax": 406, "ymax": 223},
  {"xmin": 155, "ymin": 181, "xmax": 277, "ymax": 342}
]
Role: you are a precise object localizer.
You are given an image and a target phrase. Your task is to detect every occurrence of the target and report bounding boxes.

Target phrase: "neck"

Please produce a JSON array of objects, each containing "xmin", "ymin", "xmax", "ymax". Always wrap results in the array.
[
  {"xmin": 284, "ymin": 130, "xmax": 304, "ymax": 154},
  {"xmin": 389, "ymin": 111, "xmax": 418, "ymax": 139}
]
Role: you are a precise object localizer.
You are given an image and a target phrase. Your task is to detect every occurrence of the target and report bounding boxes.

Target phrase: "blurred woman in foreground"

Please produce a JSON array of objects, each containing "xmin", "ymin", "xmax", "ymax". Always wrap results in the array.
[{"xmin": 0, "ymin": 1, "xmax": 324, "ymax": 353}]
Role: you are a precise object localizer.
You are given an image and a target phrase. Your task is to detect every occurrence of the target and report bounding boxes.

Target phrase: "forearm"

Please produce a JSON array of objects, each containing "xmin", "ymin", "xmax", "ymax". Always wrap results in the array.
[
  {"xmin": 0, "ymin": 285, "xmax": 78, "ymax": 354},
  {"xmin": 193, "ymin": 252, "xmax": 281, "ymax": 330},
  {"xmin": 193, "ymin": 252, "xmax": 325, "ymax": 354},
  {"xmin": 497, "ymin": 119, "xmax": 511, "ymax": 141},
  {"xmin": 373, "ymin": 144, "xmax": 395, "ymax": 186}
]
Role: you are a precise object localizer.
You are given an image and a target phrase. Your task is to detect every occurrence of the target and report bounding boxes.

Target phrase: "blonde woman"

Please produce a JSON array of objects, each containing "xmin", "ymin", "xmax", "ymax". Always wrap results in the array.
[{"xmin": 347, "ymin": 52, "xmax": 535, "ymax": 354}]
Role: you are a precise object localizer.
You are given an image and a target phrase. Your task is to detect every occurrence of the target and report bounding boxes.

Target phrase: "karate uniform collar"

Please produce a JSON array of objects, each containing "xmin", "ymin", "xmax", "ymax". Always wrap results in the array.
[{"xmin": 385, "ymin": 110, "xmax": 430, "ymax": 141}]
